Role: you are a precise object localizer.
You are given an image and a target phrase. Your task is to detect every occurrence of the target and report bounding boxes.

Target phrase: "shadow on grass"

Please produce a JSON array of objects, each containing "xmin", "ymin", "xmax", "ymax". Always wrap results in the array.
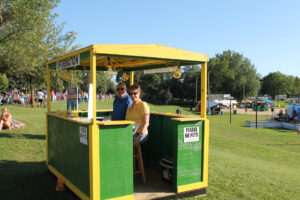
[
  {"xmin": 0, "ymin": 160, "xmax": 79, "ymax": 200},
  {"xmin": 0, "ymin": 133, "xmax": 45, "ymax": 140},
  {"xmin": 266, "ymin": 142, "xmax": 300, "ymax": 146}
]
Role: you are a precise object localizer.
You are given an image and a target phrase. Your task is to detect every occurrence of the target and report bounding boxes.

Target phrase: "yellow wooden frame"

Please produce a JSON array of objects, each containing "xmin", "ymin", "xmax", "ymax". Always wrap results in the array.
[{"xmin": 46, "ymin": 44, "xmax": 209, "ymax": 200}]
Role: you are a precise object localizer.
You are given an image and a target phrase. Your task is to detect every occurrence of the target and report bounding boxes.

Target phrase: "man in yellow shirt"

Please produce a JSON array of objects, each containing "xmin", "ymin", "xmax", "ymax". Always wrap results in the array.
[{"xmin": 125, "ymin": 84, "xmax": 150, "ymax": 146}]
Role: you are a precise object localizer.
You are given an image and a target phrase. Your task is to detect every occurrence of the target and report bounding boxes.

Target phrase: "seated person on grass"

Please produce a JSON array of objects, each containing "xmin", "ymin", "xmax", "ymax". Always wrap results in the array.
[{"xmin": 0, "ymin": 108, "xmax": 12, "ymax": 130}]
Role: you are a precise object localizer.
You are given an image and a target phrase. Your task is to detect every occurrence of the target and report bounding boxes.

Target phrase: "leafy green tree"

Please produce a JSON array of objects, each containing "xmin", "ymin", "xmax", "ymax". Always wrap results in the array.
[
  {"xmin": 0, "ymin": 73, "xmax": 8, "ymax": 92},
  {"xmin": 0, "ymin": 0, "xmax": 77, "ymax": 106},
  {"xmin": 208, "ymin": 50, "xmax": 260, "ymax": 101},
  {"xmin": 181, "ymin": 66, "xmax": 201, "ymax": 102},
  {"xmin": 293, "ymin": 77, "xmax": 300, "ymax": 96},
  {"xmin": 0, "ymin": 0, "xmax": 60, "ymax": 44},
  {"xmin": 261, "ymin": 72, "xmax": 296, "ymax": 97},
  {"xmin": 96, "ymin": 72, "xmax": 109, "ymax": 94}
]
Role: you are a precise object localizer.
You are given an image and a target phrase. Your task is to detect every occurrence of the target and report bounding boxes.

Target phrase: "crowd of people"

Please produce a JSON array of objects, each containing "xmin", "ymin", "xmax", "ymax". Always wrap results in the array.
[
  {"xmin": 0, "ymin": 88, "xmax": 115, "ymax": 107},
  {"xmin": 0, "ymin": 84, "xmax": 149, "ymax": 138}
]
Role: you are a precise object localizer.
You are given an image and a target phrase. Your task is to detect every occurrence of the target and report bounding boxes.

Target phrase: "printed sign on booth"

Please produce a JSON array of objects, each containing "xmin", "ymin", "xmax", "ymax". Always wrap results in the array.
[
  {"xmin": 79, "ymin": 126, "xmax": 88, "ymax": 145},
  {"xmin": 184, "ymin": 126, "xmax": 199, "ymax": 143},
  {"xmin": 67, "ymin": 87, "xmax": 78, "ymax": 111}
]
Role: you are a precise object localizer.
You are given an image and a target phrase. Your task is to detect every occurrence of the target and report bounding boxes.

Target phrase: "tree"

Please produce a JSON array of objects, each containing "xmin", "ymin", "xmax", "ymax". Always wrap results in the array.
[
  {"xmin": 0, "ymin": 73, "xmax": 8, "ymax": 92},
  {"xmin": 0, "ymin": 0, "xmax": 60, "ymax": 45},
  {"xmin": 0, "ymin": 0, "xmax": 78, "ymax": 106},
  {"xmin": 208, "ymin": 50, "xmax": 260, "ymax": 101},
  {"xmin": 261, "ymin": 72, "xmax": 296, "ymax": 97},
  {"xmin": 181, "ymin": 66, "xmax": 201, "ymax": 102},
  {"xmin": 293, "ymin": 77, "xmax": 300, "ymax": 96}
]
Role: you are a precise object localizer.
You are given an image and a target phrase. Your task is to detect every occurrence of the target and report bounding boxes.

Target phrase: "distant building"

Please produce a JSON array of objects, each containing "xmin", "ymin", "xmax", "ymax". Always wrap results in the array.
[
  {"xmin": 208, "ymin": 94, "xmax": 237, "ymax": 107},
  {"xmin": 275, "ymin": 95, "xmax": 287, "ymax": 101}
]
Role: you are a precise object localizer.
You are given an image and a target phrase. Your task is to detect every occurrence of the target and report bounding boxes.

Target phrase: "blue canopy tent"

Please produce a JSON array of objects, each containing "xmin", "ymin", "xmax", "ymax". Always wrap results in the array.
[{"xmin": 252, "ymin": 99, "xmax": 273, "ymax": 111}]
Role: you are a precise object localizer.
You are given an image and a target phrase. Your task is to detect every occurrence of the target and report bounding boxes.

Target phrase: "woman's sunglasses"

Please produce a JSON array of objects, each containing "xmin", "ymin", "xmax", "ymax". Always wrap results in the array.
[{"xmin": 129, "ymin": 92, "xmax": 138, "ymax": 96}]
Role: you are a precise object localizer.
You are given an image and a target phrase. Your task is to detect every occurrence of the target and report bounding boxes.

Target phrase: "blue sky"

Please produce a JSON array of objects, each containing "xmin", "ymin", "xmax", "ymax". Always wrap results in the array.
[{"xmin": 54, "ymin": 0, "xmax": 300, "ymax": 77}]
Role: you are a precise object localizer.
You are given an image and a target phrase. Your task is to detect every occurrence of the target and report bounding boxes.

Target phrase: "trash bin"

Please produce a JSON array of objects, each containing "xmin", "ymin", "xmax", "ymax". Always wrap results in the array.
[
  {"xmin": 176, "ymin": 108, "xmax": 181, "ymax": 114},
  {"xmin": 211, "ymin": 110, "xmax": 215, "ymax": 115},
  {"xmin": 221, "ymin": 111, "xmax": 224, "ymax": 115},
  {"xmin": 233, "ymin": 110, "xmax": 237, "ymax": 115}
]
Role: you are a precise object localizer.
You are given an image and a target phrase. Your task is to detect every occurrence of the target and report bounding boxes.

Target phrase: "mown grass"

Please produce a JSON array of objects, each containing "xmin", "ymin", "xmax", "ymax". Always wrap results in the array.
[
  {"xmin": 273, "ymin": 100, "xmax": 289, "ymax": 108},
  {"xmin": 0, "ymin": 100, "xmax": 299, "ymax": 200}
]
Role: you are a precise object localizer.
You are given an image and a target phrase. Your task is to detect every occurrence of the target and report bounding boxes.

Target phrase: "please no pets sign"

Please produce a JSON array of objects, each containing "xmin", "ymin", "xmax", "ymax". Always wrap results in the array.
[{"xmin": 184, "ymin": 127, "xmax": 199, "ymax": 143}]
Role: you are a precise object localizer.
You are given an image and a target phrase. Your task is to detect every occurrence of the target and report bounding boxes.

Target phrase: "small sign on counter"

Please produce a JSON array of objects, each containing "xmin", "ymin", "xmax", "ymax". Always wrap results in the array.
[
  {"xmin": 184, "ymin": 127, "xmax": 199, "ymax": 143},
  {"xmin": 79, "ymin": 126, "xmax": 88, "ymax": 145}
]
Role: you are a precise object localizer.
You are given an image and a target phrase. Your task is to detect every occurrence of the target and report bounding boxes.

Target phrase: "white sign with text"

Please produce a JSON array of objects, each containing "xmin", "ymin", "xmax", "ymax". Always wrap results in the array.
[
  {"xmin": 79, "ymin": 126, "xmax": 88, "ymax": 145},
  {"xmin": 144, "ymin": 67, "xmax": 177, "ymax": 74},
  {"xmin": 56, "ymin": 54, "xmax": 80, "ymax": 70},
  {"xmin": 184, "ymin": 127, "xmax": 199, "ymax": 143}
]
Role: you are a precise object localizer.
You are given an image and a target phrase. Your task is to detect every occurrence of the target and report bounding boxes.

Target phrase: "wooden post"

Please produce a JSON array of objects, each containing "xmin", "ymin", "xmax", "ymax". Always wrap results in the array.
[
  {"xmin": 90, "ymin": 50, "xmax": 97, "ymax": 125},
  {"xmin": 201, "ymin": 62, "xmax": 207, "ymax": 118},
  {"xmin": 46, "ymin": 64, "xmax": 51, "ymax": 112},
  {"xmin": 130, "ymin": 71, "xmax": 134, "ymax": 86}
]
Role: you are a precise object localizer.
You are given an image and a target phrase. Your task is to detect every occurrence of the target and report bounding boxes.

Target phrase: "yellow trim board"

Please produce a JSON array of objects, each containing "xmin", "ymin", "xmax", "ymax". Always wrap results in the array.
[
  {"xmin": 177, "ymin": 182, "xmax": 207, "ymax": 193},
  {"xmin": 108, "ymin": 194, "xmax": 134, "ymax": 200},
  {"xmin": 48, "ymin": 165, "xmax": 89, "ymax": 200},
  {"xmin": 47, "ymin": 44, "xmax": 209, "ymax": 66},
  {"xmin": 46, "ymin": 115, "xmax": 49, "ymax": 166},
  {"xmin": 47, "ymin": 45, "xmax": 93, "ymax": 65},
  {"xmin": 201, "ymin": 62, "xmax": 207, "ymax": 118},
  {"xmin": 96, "ymin": 120, "xmax": 135, "ymax": 126},
  {"xmin": 150, "ymin": 112, "xmax": 185, "ymax": 118},
  {"xmin": 203, "ymin": 119, "xmax": 210, "ymax": 184},
  {"xmin": 92, "ymin": 44, "xmax": 209, "ymax": 62},
  {"xmin": 171, "ymin": 118, "xmax": 205, "ymax": 122},
  {"xmin": 47, "ymin": 112, "xmax": 91, "ymax": 125},
  {"xmin": 89, "ymin": 124, "xmax": 100, "ymax": 200}
]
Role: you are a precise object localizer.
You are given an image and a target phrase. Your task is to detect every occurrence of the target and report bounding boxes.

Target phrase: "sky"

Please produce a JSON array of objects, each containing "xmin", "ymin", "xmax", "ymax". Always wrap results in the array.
[{"xmin": 54, "ymin": 0, "xmax": 300, "ymax": 77}]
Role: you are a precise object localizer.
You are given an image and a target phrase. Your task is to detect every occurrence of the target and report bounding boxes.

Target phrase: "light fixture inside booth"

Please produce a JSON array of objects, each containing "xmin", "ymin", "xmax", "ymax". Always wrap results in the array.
[
  {"xmin": 173, "ymin": 66, "xmax": 182, "ymax": 79},
  {"xmin": 106, "ymin": 57, "xmax": 114, "ymax": 79},
  {"xmin": 122, "ymin": 72, "xmax": 129, "ymax": 81}
]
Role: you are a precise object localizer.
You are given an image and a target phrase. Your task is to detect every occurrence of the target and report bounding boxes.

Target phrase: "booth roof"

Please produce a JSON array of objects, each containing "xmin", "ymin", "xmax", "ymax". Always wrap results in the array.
[{"xmin": 47, "ymin": 44, "xmax": 209, "ymax": 72}]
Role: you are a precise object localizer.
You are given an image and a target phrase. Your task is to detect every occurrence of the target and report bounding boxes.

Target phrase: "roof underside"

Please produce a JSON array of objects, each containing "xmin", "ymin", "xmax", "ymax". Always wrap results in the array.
[{"xmin": 48, "ymin": 44, "xmax": 209, "ymax": 72}]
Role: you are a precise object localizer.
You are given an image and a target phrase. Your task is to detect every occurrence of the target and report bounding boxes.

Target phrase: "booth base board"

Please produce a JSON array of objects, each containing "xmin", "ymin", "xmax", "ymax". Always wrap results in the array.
[{"xmin": 134, "ymin": 168, "xmax": 206, "ymax": 200}]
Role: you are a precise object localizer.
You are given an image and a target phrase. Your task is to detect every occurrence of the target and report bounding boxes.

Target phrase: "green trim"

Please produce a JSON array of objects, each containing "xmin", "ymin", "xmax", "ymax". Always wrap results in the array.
[
  {"xmin": 49, "ymin": 62, "xmax": 56, "ymax": 69},
  {"xmin": 80, "ymin": 51, "xmax": 90, "ymax": 61}
]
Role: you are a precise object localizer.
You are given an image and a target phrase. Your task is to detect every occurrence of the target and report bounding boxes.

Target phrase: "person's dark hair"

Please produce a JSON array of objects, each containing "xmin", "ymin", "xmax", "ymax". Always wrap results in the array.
[
  {"xmin": 117, "ymin": 82, "xmax": 127, "ymax": 89},
  {"xmin": 128, "ymin": 84, "xmax": 141, "ymax": 94}
]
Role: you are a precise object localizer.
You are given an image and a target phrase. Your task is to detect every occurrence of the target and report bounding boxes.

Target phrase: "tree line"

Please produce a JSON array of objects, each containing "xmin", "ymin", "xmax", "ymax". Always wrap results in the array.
[
  {"xmin": 0, "ymin": 1, "xmax": 298, "ymax": 105},
  {"xmin": 118, "ymin": 50, "xmax": 299, "ymax": 104},
  {"xmin": 0, "ymin": 0, "xmax": 114, "ymax": 103}
]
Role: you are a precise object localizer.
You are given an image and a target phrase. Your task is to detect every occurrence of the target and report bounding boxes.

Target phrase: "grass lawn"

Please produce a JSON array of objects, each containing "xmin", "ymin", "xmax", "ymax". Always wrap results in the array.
[
  {"xmin": 273, "ymin": 100, "xmax": 289, "ymax": 108},
  {"xmin": 0, "ymin": 100, "xmax": 299, "ymax": 199}
]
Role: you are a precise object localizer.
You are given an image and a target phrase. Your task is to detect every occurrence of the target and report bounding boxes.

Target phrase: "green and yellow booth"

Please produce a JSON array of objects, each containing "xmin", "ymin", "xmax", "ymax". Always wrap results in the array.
[{"xmin": 46, "ymin": 44, "xmax": 210, "ymax": 200}]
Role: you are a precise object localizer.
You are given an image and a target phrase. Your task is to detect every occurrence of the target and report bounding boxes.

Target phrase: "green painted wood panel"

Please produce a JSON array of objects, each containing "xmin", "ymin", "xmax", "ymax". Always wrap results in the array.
[
  {"xmin": 174, "ymin": 121, "xmax": 204, "ymax": 187},
  {"xmin": 80, "ymin": 51, "xmax": 90, "ymax": 61},
  {"xmin": 78, "ymin": 111, "xmax": 112, "ymax": 118},
  {"xmin": 161, "ymin": 116, "xmax": 175, "ymax": 158},
  {"xmin": 99, "ymin": 125, "xmax": 133, "ymax": 200},
  {"xmin": 48, "ymin": 115, "xmax": 90, "ymax": 197},
  {"xmin": 142, "ymin": 114, "xmax": 163, "ymax": 167}
]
